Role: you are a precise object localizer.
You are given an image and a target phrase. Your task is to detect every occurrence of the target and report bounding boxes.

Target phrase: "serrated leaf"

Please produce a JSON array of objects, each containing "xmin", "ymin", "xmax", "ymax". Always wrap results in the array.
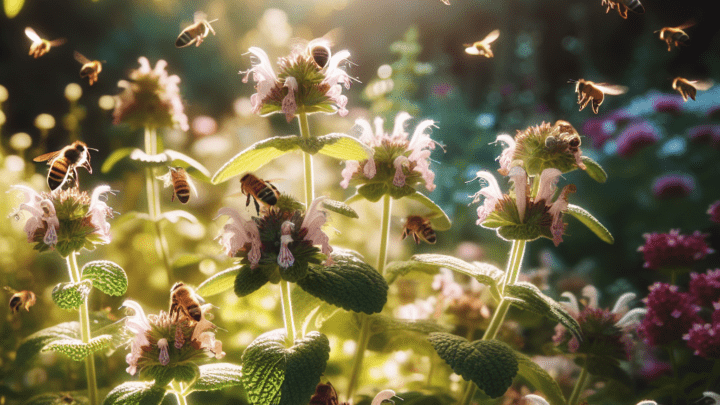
[
  {"xmin": 296, "ymin": 250, "xmax": 388, "ymax": 314},
  {"xmin": 580, "ymin": 156, "xmax": 607, "ymax": 183},
  {"xmin": 384, "ymin": 260, "xmax": 438, "ymax": 285},
  {"xmin": 101, "ymin": 147, "xmax": 135, "ymax": 173},
  {"xmin": 405, "ymin": 191, "xmax": 452, "ymax": 231},
  {"xmin": 140, "ymin": 363, "xmax": 200, "ymax": 387},
  {"xmin": 191, "ymin": 363, "xmax": 243, "ymax": 392},
  {"xmin": 15, "ymin": 322, "xmax": 80, "ymax": 367},
  {"xmin": 515, "ymin": 352, "xmax": 567, "ymax": 405},
  {"xmin": 81, "ymin": 260, "xmax": 128, "ymax": 296},
  {"xmin": 160, "ymin": 210, "xmax": 199, "ymax": 224},
  {"xmin": 4, "ymin": 0, "xmax": 24, "ymax": 17},
  {"xmin": 565, "ymin": 204, "xmax": 613, "ymax": 244},
  {"xmin": 43, "ymin": 334, "xmax": 113, "ymax": 361},
  {"xmin": 315, "ymin": 133, "xmax": 373, "ymax": 161},
  {"xmin": 51, "ymin": 280, "xmax": 93, "ymax": 310},
  {"xmin": 280, "ymin": 331, "xmax": 331, "ymax": 405},
  {"xmin": 212, "ymin": 136, "xmax": 301, "ymax": 184},
  {"xmin": 235, "ymin": 265, "xmax": 271, "ymax": 297},
  {"xmin": 428, "ymin": 333, "xmax": 518, "ymax": 399},
  {"xmin": 505, "ymin": 282, "xmax": 581, "ymax": 338},
  {"xmin": 164, "ymin": 149, "xmax": 212, "ymax": 183},
  {"xmin": 196, "ymin": 266, "xmax": 242, "ymax": 297},
  {"xmin": 102, "ymin": 381, "xmax": 167, "ymax": 405},
  {"xmin": 411, "ymin": 254, "xmax": 503, "ymax": 300},
  {"xmin": 321, "ymin": 199, "xmax": 359, "ymax": 219}
]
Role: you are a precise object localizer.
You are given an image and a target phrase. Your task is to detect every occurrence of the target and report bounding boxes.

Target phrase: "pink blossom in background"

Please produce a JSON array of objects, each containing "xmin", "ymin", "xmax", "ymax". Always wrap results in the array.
[
  {"xmin": 639, "ymin": 282, "xmax": 702, "ymax": 347},
  {"xmin": 615, "ymin": 121, "xmax": 659, "ymax": 158},
  {"xmin": 639, "ymin": 229, "xmax": 713, "ymax": 270},
  {"xmin": 582, "ymin": 117, "xmax": 612, "ymax": 148},
  {"xmin": 651, "ymin": 93, "xmax": 684, "ymax": 114},
  {"xmin": 689, "ymin": 269, "xmax": 720, "ymax": 307},
  {"xmin": 708, "ymin": 201, "xmax": 720, "ymax": 224},
  {"xmin": 192, "ymin": 115, "xmax": 217, "ymax": 137},
  {"xmin": 651, "ymin": 174, "xmax": 695, "ymax": 199},
  {"xmin": 684, "ymin": 319, "xmax": 720, "ymax": 358},
  {"xmin": 687, "ymin": 125, "xmax": 720, "ymax": 149}
]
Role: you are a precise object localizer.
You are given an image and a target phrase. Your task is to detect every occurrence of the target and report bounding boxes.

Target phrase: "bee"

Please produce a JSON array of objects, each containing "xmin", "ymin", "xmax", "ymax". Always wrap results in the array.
[
  {"xmin": 169, "ymin": 282, "xmax": 203, "ymax": 322},
  {"xmin": 175, "ymin": 12, "xmax": 217, "ymax": 48},
  {"xmin": 24, "ymin": 27, "xmax": 66, "ymax": 58},
  {"xmin": 600, "ymin": 0, "xmax": 644, "ymax": 19},
  {"xmin": 5, "ymin": 287, "xmax": 37, "ymax": 314},
  {"xmin": 655, "ymin": 22, "xmax": 695, "ymax": 51},
  {"xmin": 570, "ymin": 79, "xmax": 628, "ymax": 114},
  {"xmin": 307, "ymin": 38, "xmax": 332, "ymax": 69},
  {"xmin": 550, "ymin": 120, "xmax": 581, "ymax": 149},
  {"xmin": 672, "ymin": 77, "xmax": 713, "ymax": 102},
  {"xmin": 402, "ymin": 216, "xmax": 437, "ymax": 245},
  {"xmin": 240, "ymin": 173, "xmax": 280, "ymax": 215},
  {"xmin": 33, "ymin": 141, "xmax": 94, "ymax": 191},
  {"xmin": 158, "ymin": 167, "xmax": 197, "ymax": 204},
  {"xmin": 309, "ymin": 382, "xmax": 348, "ymax": 405},
  {"xmin": 74, "ymin": 51, "xmax": 102, "ymax": 85},
  {"xmin": 464, "ymin": 29, "xmax": 500, "ymax": 58}
]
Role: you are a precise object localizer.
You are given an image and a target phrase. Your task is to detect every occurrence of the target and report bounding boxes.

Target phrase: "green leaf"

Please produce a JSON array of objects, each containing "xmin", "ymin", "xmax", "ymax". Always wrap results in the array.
[
  {"xmin": 140, "ymin": 363, "xmax": 200, "ymax": 387},
  {"xmin": 321, "ymin": 199, "xmax": 359, "ymax": 219},
  {"xmin": 296, "ymin": 250, "xmax": 388, "ymax": 314},
  {"xmin": 356, "ymin": 183, "xmax": 387, "ymax": 202},
  {"xmin": 81, "ymin": 260, "xmax": 128, "ymax": 296},
  {"xmin": 43, "ymin": 334, "xmax": 113, "ymax": 361},
  {"xmin": 23, "ymin": 392, "xmax": 88, "ymax": 405},
  {"xmin": 367, "ymin": 313, "xmax": 450, "ymax": 354},
  {"xmin": 344, "ymin": 192, "xmax": 364, "ymax": 206},
  {"xmin": 515, "ymin": 352, "xmax": 567, "ymax": 405},
  {"xmin": 101, "ymin": 147, "xmax": 135, "ymax": 173},
  {"xmin": 505, "ymin": 282, "xmax": 581, "ymax": 338},
  {"xmin": 51, "ymin": 280, "xmax": 93, "ymax": 310},
  {"xmin": 384, "ymin": 260, "xmax": 439, "ymax": 285},
  {"xmin": 411, "ymin": 254, "xmax": 503, "ymax": 301},
  {"xmin": 164, "ymin": 149, "xmax": 212, "ymax": 183},
  {"xmin": 405, "ymin": 191, "xmax": 452, "ymax": 231},
  {"xmin": 15, "ymin": 322, "xmax": 80, "ymax": 367},
  {"xmin": 580, "ymin": 156, "xmax": 608, "ymax": 183},
  {"xmin": 565, "ymin": 204, "xmax": 614, "ymax": 244},
  {"xmin": 212, "ymin": 136, "xmax": 301, "ymax": 184},
  {"xmin": 160, "ymin": 210, "xmax": 199, "ymax": 224},
  {"xmin": 315, "ymin": 133, "xmax": 373, "ymax": 161},
  {"xmin": 428, "ymin": 332, "xmax": 518, "ymax": 399},
  {"xmin": 102, "ymin": 381, "xmax": 167, "ymax": 405},
  {"xmin": 235, "ymin": 265, "xmax": 271, "ymax": 297},
  {"xmin": 196, "ymin": 266, "xmax": 242, "ymax": 297},
  {"xmin": 4, "ymin": 0, "xmax": 24, "ymax": 17},
  {"xmin": 280, "ymin": 331, "xmax": 331, "ymax": 405},
  {"xmin": 172, "ymin": 254, "xmax": 203, "ymax": 270},
  {"xmin": 191, "ymin": 363, "xmax": 244, "ymax": 392}
]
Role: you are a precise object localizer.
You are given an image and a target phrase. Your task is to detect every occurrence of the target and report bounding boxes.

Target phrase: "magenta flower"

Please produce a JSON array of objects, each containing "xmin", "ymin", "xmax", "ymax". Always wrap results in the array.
[
  {"xmin": 639, "ymin": 229, "xmax": 713, "ymax": 270},
  {"xmin": 687, "ymin": 125, "xmax": 720, "ymax": 149},
  {"xmin": 582, "ymin": 117, "xmax": 612, "ymax": 148},
  {"xmin": 615, "ymin": 121, "xmax": 659, "ymax": 158},
  {"xmin": 652, "ymin": 174, "xmax": 695, "ymax": 199},
  {"xmin": 639, "ymin": 282, "xmax": 702, "ymax": 347},
  {"xmin": 708, "ymin": 200, "xmax": 720, "ymax": 224},
  {"xmin": 651, "ymin": 93, "xmax": 684, "ymax": 114},
  {"xmin": 689, "ymin": 269, "xmax": 720, "ymax": 307},
  {"xmin": 683, "ymin": 317, "xmax": 720, "ymax": 358}
]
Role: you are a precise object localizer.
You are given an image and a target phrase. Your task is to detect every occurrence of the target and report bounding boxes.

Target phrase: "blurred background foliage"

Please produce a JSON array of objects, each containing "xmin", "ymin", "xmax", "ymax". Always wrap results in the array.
[{"xmin": 1, "ymin": 0, "xmax": 720, "ymax": 403}]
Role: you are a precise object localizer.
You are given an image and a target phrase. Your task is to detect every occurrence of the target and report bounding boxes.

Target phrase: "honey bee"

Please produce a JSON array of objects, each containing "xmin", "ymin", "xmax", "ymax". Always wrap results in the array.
[
  {"xmin": 24, "ymin": 27, "xmax": 66, "ymax": 58},
  {"xmin": 74, "ymin": 51, "xmax": 102, "ymax": 85},
  {"xmin": 240, "ymin": 173, "xmax": 280, "ymax": 215},
  {"xmin": 550, "ymin": 120, "xmax": 581, "ymax": 149},
  {"xmin": 600, "ymin": 0, "xmax": 644, "ymax": 19},
  {"xmin": 655, "ymin": 22, "xmax": 695, "ymax": 51},
  {"xmin": 170, "ymin": 282, "xmax": 202, "ymax": 322},
  {"xmin": 175, "ymin": 12, "xmax": 217, "ymax": 48},
  {"xmin": 5, "ymin": 287, "xmax": 37, "ymax": 314},
  {"xmin": 464, "ymin": 29, "xmax": 500, "ymax": 58},
  {"xmin": 570, "ymin": 79, "xmax": 628, "ymax": 114},
  {"xmin": 307, "ymin": 38, "xmax": 332, "ymax": 69},
  {"xmin": 33, "ymin": 141, "xmax": 94, "ymax": 191},
  {"xmin": 158, "ymin": 167, "xmax": 197, "ymax": 204},
  {"xmin": 309, "ymin": 382, "xmax": 348, "ymax": 405},
  {"xmin": 402, "ymin": 216, "xmax": 437, "ymax": 245},
  {"xmin": 672, "ymin": 77, "xmax": 713, "ymax": 102}
]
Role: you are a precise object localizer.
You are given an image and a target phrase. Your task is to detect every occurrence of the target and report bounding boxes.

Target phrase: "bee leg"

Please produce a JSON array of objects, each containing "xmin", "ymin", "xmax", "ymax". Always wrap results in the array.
[
  {"xmin": 412, "ymin": 233, "xmax": 421, "ymax": 244},
  {"xmin": 171, "ymin": 191, "xmax": 176, "ymax": 202},
  {"xmin": 401, "ymin": 228, "xmax": 408, "ymax": 240},
  {"xmin": 253, "ymin": 198, "xmax": 260, "ymax": 215},
  {"xmin": 591, "ymin": 100, "xmax": 600, "ymax": 114},
  {"xmin": 246, "ymin": 193, "xmax": 252, "ymax": 207},
  {"xmin": 579, "ymin": 96, "xmax": 591, "ymax": 112}
]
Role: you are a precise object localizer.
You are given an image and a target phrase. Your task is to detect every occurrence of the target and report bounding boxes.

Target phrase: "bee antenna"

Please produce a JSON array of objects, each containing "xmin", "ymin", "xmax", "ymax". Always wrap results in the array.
[
  {"xmin": 567, "ymin": 79, "xmax": 577, "ymax": 83},
  {"xmin": 207, "ymin": 18, "xmax": 219, "ymax": 24},
  {"xmin": 87, "ymin": 147, "xmax": 99, "ymax": 152}
]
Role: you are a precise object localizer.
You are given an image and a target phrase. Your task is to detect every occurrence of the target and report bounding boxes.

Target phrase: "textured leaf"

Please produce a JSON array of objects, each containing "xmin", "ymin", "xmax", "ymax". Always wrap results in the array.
[
  {"xmin": 140, "ymin": 363, "xmax": 200, "ymax": 386},
  {"xmin": 191, "ymin": 363, "xmax": 243, "ymax": 392},
  {"xmin": 581, "ymin": 156, "xmax": 608, "ymax": 183},
  {"xmin": 102, "ymin": 381, "xmax": 167, "ymax": 405},
  {"xmin": 280, "ymin": 331, "xmax": 331, "ymax": 405},
  {"xmin": 101, "ymin": 147, "xmax": 134, "ymax": 173},
  {"xmin": 405, "ymin": 191, "xmax": 452, "ymax": 231},
  {"xmin": 428, "ymin": 333, "xmax": 518, "ymax": 399},
  {"xmin": 212, "ymin": 136, "xmax": 300, "ymax": 184},
  {"xmin": 164, "ymin": 149, "xmax": 212, "ymax": 183},
  {"xmin": 515, "ymin": 352, "xmax": 567, "ymax": 405},
  {"xmin": 356, "ymin": 183, "xmax": 387, "ymax": 202},
  {"xmin": 15, "ymin": 322, "xmax": 80, "ymax": 367},
  {"xmin": 296, "ymin": 250, "xmax": 388, "ymax": 314},
  {"xmin": 315, "ymin": 133, "xmax": 373, "ymax": 161},
  {"xmin": 411, "ymin": 254, "xmax": 503, "ymax": 300},
  {"xmin": 321, "ymin": 199, "xmax": 359, "ymax": 219},
  {"xmin": 51, "ymin": 280, "xmax": 93, "ymax": 310},
  {"xmin": 196, "ymin": 266, "xmax": 242, "ymax": 297},
  {"xmin": 160, "ymin": 210, "xmax": 199, "ymax": 224},
  {"xmin": 566, "ymin": 204, "xmax": 614, "ymax": 244},
  {"xmin": 43, "ymin": 334, "xmax": 113, "ymax": 361},
  {"xmin": 4, "ymin": 0, "xmax": 24, "ymax": 17},
  {"xmin": 235, "ymin": 265, "xmax": 271, "ymax": 297},
  {"xmin": 384, "ymin": 260, "xmax": 439, "ymax": 285},
  {"xmin": 81, "ymin": 260, "xmax": 128, "ymax": 296},
  {"xmin": 367, "ymin": 314, "xmax": 450, "ymax": 354},
  {"xmin": 23, "ymin": 392, "xmax": 88, "ymax": 405},
  {"xmin": 505, "ymin": 282, "xmax": 581, "ymax": 338}
]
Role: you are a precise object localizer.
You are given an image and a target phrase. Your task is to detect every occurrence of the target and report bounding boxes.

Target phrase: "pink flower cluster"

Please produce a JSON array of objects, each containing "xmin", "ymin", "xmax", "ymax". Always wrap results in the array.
[
  {"xmin": 638, "ymin": 230, "xmax": 713, "ymax": 270},
  {"xmin": 615, "ymin": 121, "xmax": 659, "ymax": 158},
  {"xmin": 708, "ymin": 201, "xmax": 720, "ymax": 224},
  {"xmin": 689, "ymin": 269, "xmax": 720, "ymax": 306},
  {"xmin": 639, "ymin": 282, "xmax": 702, "ymax": 346},
  {"xmin": 651, "ymin": 174, "xmax": 695, "ymax": 199},
  {"xmin": 684, "ymin": 306, "xmax": 720, "ymax": 358}
]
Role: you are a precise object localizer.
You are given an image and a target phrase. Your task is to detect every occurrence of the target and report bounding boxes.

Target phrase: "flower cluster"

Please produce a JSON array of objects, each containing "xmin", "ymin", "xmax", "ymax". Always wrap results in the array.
[
  {"xmin": 638, "ymin": 229, "xmax": 713, "ymax": 271},
  {"xmin": 340, "ymin": 112, "xmax": 440, "ymax": 194},
  {"xmin": 708, "ymin": 200, "xmax": 720, "ymax": 224},
  {"xmin": 123, "ymin": 300, "xmax": 224, "ymax": 377},
  {"xmin": 639, "ymin": 282, "xmax": 701, "ymax": 347},
  {"xmin": 241, "ymin": 40, "xmax": 352, "ymax": 122},
  {"xmin": 113, "ymin": 57, "xmax": 189, "ymax": 131},
  {"xmin": 651, "ymin": 174, "xmax": 695, "ymax": 199},
  {"xmin": 10, "ymin": 185, "xmax": 114, "ymax": 257}
]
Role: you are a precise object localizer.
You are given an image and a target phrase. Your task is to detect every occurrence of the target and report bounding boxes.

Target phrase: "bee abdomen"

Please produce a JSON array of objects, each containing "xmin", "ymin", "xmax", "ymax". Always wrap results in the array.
[
  {"xmin": 187, "ymin": 304, "xmax": 202, "ymax": 321},
  {"xmin": 49, "ymin": 159, "xmax": 69, "ymax": 190},
  {"xmin": 423, "ymin": 229, "xmax": 438, "ymax": 244},
  {"xmin": 623, "ymin": 0, "xmax": 644, "ymax": 14},
  {"xmin": 175, "ymin": 182, "xmax": 191, "ymax": 203},
  {"xmin": 311, "ymin": 46, "xmax": 330, "ymax": 68},
  {"xmin": 175, "ymin": 32, "xmax": 194, "ymax": 48},
  {"xmin": 258, "ymin": 188, "xmax": 278, "ymax": 205}
]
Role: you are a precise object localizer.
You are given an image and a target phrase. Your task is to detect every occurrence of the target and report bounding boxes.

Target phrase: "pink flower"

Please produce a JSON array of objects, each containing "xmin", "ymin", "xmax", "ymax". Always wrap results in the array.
[
  {"xmin": 582, "ymin": 117, "xmax": 612, "ymax": 149},
  {"xmin": 278, "ymin": 221, "xmax": 295, "ymax": 268},
  {"xmin": 639, "ymin": 282, "xmax": 702, "ymax": 347},
  {"xmin": 494, "ymin": 134, "xmax": 516, "ymax": 175},
  {"xmin": 122, "ymin": 300, "xmax": 151, "ymax": 375},
  {"xmin": 301, "ymin": 197, "xmax": 333, "ymax": 264},
  {"xmin": 215, "ymin": 207, "xmax": 262, "ymax": 268},
  {"xmin": 683, "ymin": 320, "xmax": 720, "ymax": 358},
  {"xmin": 651, "ymin": 93, "xmax": 684, "ymax": 114},
  {"xmin": 615, "ymin": 121, "xmax": 659, "ymax": 158},
  {"xmin": 88, "ymin": 185, "xmax": 114, "ymax": 244},
  {"xmin": 10, "ymin": 185, "xmax": 59, "ymax": 246},
  {"xmin": 471, "ymin": 170, "xmax": 503, "ymax": 224},
  {"xmin": 709, "ymin": 200, "xmax": 720, "ymax": 224},
  {"xmin": 639, "ymin": 229, "xmax": 713, "ymax": 270},
  {"xmin": 652, "ymin": 174, "xmax": 695, "ymax": 199},
  {"xmin": 689, "ymin": 269, "xmax": 720, "ymax": 307}
]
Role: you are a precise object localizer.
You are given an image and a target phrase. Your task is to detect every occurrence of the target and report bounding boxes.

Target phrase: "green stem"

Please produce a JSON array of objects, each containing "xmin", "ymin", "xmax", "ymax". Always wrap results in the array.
[
  {"xmin": 567, "ymin": 358, "xmax": 589, "ymax": 405},
  {"xmin": 279, "ymin": 280, "xmax": 296, "ymax": 344},
  {"xmin": 346, "ymin": 194, "xmax": 393, "ymax": 402},
  {"xmin": 144, "ymin": 127, "xmax": 173, "ymax": 280},
  {"xmin": 67, "ymin": 252, "xmax": 98, "ymax": 405},
  {"xmin": 170, "ymin": 380, "xmax": 189, "ymax": 405},
  {"xmin": 298, "ymin": 111, "xmax": 314, "ymax": 209},
  {"xmin": 670, "ymin": 270, "xmax": 677, "ymax": 286},
  {"xmin": 668, "ymin": 345, "xmax": 678, "ymax": 405}
]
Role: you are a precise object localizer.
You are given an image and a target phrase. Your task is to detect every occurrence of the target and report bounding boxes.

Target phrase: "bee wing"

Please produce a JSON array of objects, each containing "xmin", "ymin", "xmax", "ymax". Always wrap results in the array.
[
  {"xmin": 594, "ymin": 83, "xmax": 628, "ymax": 95},
  {"xmin": 48, "ymin": 38, "xmax": 67, "ymax": 47},
  {"xmin": 74, "ymin": 51, "xmax": 91, "ymax": 65},
  {"xmin": 676, "ymin": 20, "xmax": 695, "ymax": 30},
  {"xmin": 24, "ymin": 27, "xmax": 42, "ymax": 44},
  {"xmin": 193, "ymin": 10, "xmax": 208, "ymax": 23},
  {"xmin": 481, "ymin": 29, "xmax": 500, "ymax": 44},
  {"xmin": 692, "ymin": 80, "xmax": 714, "ymax": 91},
  {"xmin": 187, "ymin": 174, "xmax": 199, "ymax": 197},
  {"xmin": 464, "ymin": 45, "xmax": 481, "ymax": 55},
  {"xmin": 33, "ymin": 150, "xmax": 62, "ymax": 162}
]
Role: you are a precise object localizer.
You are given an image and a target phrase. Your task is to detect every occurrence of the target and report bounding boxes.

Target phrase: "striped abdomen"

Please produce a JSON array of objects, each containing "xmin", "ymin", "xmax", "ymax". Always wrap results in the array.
[
  {"xmin": 175, "ymin": 31, "xmax": 196, "ymax": 47},
  {"xmin": 257, "ymin": 186, "xmax": 278, "ymax": 205},
  {"xmin": 48, "ymin": 157, "xmax": 70, "ymax": 190},
  {"xmin": 173, "ymin": 179, "xmax": 191, "ymax": 203}
]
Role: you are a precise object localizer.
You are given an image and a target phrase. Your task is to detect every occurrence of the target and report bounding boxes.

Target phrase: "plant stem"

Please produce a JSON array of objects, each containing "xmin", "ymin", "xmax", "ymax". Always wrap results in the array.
[
  {"xmin": 568, "ymin": 359, "xmax": 589, "ymax": 405},
  {"xmin": 346, "ymin": 194, "xmax": 393, "ymax": 402},
  {"xmin": 144, "ymin": 127, "xmax": 173, "ymax": 280},
  {"xmin": 67, "ymin": 252, "xmax": 98, "ymax": 405},
  {"xmin": 298, "ymin": 111, "xmax": 314, "ymax": 209},
  {"xmin": 668, "ymin": 344, "xmax": 678, "ymax": 405},
  {"xmin": 170, "ymin": 380, "xmax": 189, "ymax": 405},
  {"xmin": 279, "ymin": 280, "xmax": 296, "ymax": 344}
]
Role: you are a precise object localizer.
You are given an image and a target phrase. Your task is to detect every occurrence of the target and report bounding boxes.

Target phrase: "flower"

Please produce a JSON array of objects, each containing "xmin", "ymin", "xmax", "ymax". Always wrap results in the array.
[
  {"xmin": 113, "ymin": 57, "xmax": 189, "ymax": 131},
  {"xmin": 340, "ymin": 112, "xmax": 441, "ymax": 195},
  {"xmin": 687, "ymin": 125, "xmax": 720, "ymax": 149},
  {"xmin": 615, "ymin": 121, "xmax": 659, "ymax": 158},
  {"xmin": 240, "ymin": 41, "xmax": 353, "ymax": 122},
  {"xmin": 502, "ymin": 121, "xmax": 586, "ymax": 176},
  {"xmin": 683, "ymin": 317, "xmax": 720, "ymax": 358},
  {"xmin": 639, "ymin": 282, "xmax": 702, "ymax": 347},
  {"xmin": 122, "ymin": 299, "xmax": 224, "ymax": 378},
  {"xmin": 638, "ymin": 230, "xmax": 713, "ymax": 271},
  {"xmin": 651, "ymin": 174, "xmax": 695, "ymax": 199},
  {"xmin": 707, "ymin": 200, "xmax": 720, "ymax": 224},
  {"xmin": 651, "ymin": 93, "xmax": 684, "ymax": 114},
  {"xmin": 10, "ymin": 185, "xmax": 115, "ymax": 256},
  {"xmin": 215, "ymin": 207, "xmax": 262, "ymax": 267},
  {"xmin": 689, "ymin": 269, "xmax": 720, "ymax": 307}
]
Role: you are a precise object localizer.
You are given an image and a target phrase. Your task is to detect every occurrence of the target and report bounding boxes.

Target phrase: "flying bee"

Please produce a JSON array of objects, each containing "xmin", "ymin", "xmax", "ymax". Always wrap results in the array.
[
  {"xmin": 570, "ymin": 79, "xmax": 628, "ymax": 114},
  {"xmin": 33, "ymin": 141, "xmax": 95, "ymax": 191},
  {"xmin": 402, "ymin": 216, "xmax": 437, "ymax": 245},
  {"xmin": 307, "ymin": 38, "xmax": 332, "ymax": 69},
  {"xmin": 655, "ymin": 22, "xmax": 695, "ymax": 51},
  {"xmin": 24, "ymin": 27, "xmax": 66, "ymax": 58},
  {"xmin": 672, "ymin": 77, "xmax": 713, "ymax": 102},
  {"xmin": 158, "ymin": 167, "xmax": 197, "ymax": 204},
  {"xmin": 5, "ymin": 287, "xmax": 37, "ymax": 314},
  {"xmin": 170, "ymin": 282, "xmax": 203, "ymax": 322},
  {"xmin": 464, "ymin": 29, "xmax": 500, "ymax": 58},
  {"xmin": 240, "ymin": 173, "xmax": 280, "ymax": 215},
  {"xmin": 309, "ymin": 382, "xmax": 348, "ymax": 405},
  {"xmin": 600, "ymin": 0, "xmax": 644, "ymax": 19},
  {"xmin": 74, "ymin": 51, "xmax": 102, "ymax": 85},
  {"xmin": 176, "ymin": 12, "xmax": 217, "ymax": 48}
]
